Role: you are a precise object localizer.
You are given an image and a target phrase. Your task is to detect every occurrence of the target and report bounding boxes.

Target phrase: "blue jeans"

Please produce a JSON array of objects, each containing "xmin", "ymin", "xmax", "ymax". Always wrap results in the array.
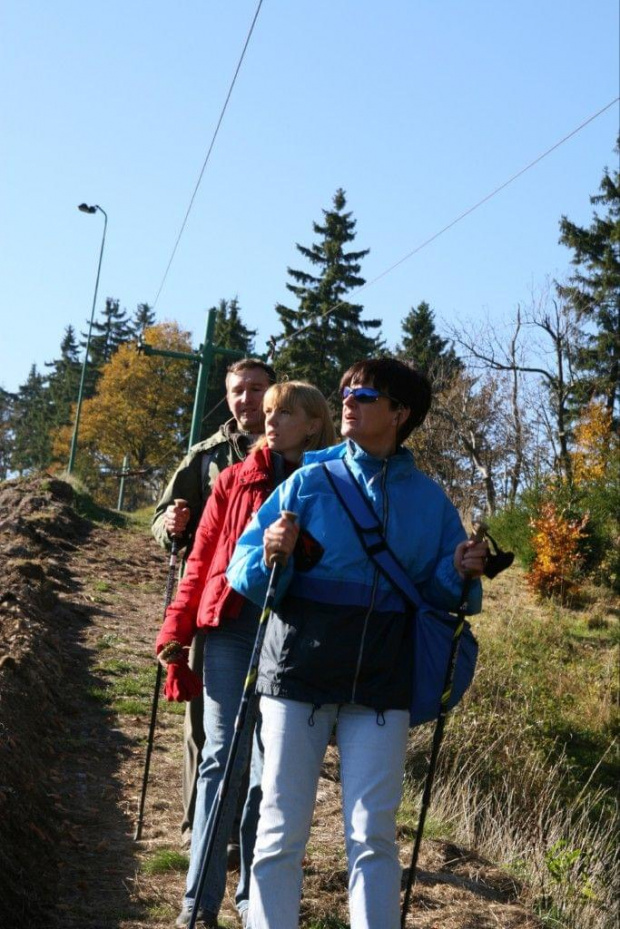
[
  {"xmin": 248, "ymin": 697, "xmax": 409, "ymax": 929},
  {"xmin": 184, "ymin": 605, "xmax": 260, "ymax": 916}
]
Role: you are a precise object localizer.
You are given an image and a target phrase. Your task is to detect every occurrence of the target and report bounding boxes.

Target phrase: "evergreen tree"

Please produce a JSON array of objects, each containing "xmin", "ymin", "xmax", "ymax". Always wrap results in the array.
[
  {"xmin": 10, "ymin": 366, "xmax": 52, "ymax": 474},
  {"xmin": 131, "ymin": 303, "xmax": 157, "ymax": 338},
  {"xmin": 45, "ymin": 326, "xmax": 82, "ymax": 442},
  {"xmin": 396, "ymin": 301, "xmax": 463, "ymax": 386},
  {"xmin": 201, "ymin": 298, "xmax": 257, "ymax": 438},
  {"xmin": 272, "ymin": 189, "xmax": 382, "ymax": 400},
  {"xmin": 82, "ymin": 297, "xmax": 133, "ymax": 369},
  {"xmin": 557, "ymin": 141, "xmax": 620, "ymax": 421},
  {"xmin": 0, "ymin": 387, "xmax": 14, "ymax": 480}
]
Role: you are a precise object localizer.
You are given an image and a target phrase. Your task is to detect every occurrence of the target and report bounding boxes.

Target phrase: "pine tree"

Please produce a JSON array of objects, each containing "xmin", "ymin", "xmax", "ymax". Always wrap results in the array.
[
  {"xmin": 82, "ymin": 298, "xmax": 132, "ymax": 368},
  {"xmin": 557, "ymin": 141, "xmax": 620, "ymax": 421},
  {"xmin": 0, "ymin": 387, "xmax": 14, "ymax": 480},
  {"xmin": 10, "ymin": 366, "xmax": 52, "ymax": 474},
  {"xmin": 45, "ymin": 326, "xmax": 82, "ymax": 441},
  {"xmin": 272, "ymin": 189, "xmax": 382, "ymax": 401},
  {"xmin": 201, "ymin": 298, "xmax": 257, "ymax": 438},
  {"xmin": 396, "ymin": 301, "xmax": 463, "ymax": 386},
  {"xmin": 131, "ymin": 303, "xmax": 157, "ymax": 338}
]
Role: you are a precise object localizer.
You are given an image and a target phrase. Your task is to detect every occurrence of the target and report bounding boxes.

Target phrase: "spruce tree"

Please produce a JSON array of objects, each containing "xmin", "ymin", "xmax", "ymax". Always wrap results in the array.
[
  {"xmin": 11, "ymin": 366, "xmax": 52, "ymax": 473},
  {"xmin": 45, "ymin": 326, "xmax": 82, "ymax": 440},
  {"xmin": 396, "ymin": 301, "xmax": 463, "ymax": 386},
  {"xmin": 0, "ymin": 387, "xmax": 14, "ymax": 480},
  {"xmin": 131, "ymin": 303, "xmax": 157, "ymax": 338},
  {"xmin": 557, "ymin": 142, "xmax": 620, "ymax": 420},
  {"xmin": 272, "ymin": 189, "xmax": 382, "ymax": 400},
  {"xmin": 82, "ymin": 298, "xmax": 132, "ymax": 367},
  {"xmin": 201, "ymin": 298, "xmax": 257, "ymax": 438}
]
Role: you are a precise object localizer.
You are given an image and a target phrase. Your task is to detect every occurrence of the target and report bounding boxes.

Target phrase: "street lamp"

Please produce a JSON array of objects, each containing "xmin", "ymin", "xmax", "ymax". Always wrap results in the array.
[{"xmin": 67, "ymin": 203, "xmax": 108, "ymax": 474}]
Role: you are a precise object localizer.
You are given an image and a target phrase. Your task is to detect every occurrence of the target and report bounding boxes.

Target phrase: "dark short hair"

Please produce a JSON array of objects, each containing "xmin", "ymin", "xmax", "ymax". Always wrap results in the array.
[
  {"xmin": 226, "ymin": 357, "xmax": 277, "ymax": 384},
  {"xmin": 340, "ymin": 357, "xmax": 432, "ymax": 444}
]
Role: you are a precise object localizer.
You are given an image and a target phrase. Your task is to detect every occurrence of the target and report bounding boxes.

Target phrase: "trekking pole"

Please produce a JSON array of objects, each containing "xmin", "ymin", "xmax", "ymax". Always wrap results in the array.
[
  {"xmin": 401, "ymin": 524, "xmax": 513, "ymax": 927},
  {"xmin": 134, "ymin": 499, "xmax": 187, "ymax": 842},
  {"xmin": 187, "ymin": 511, "xmax": 297, "ymax": 929}
]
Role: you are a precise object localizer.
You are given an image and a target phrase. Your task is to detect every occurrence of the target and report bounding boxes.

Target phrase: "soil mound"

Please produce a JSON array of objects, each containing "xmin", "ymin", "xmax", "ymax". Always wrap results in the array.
[{"xmin": 0, "ymin": 475, "xmax": 93, "ymax": 926}]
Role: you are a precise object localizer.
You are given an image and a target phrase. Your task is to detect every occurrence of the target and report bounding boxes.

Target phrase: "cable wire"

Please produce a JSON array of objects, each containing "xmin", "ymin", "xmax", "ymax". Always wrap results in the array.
[
  {"xmin": 269, "ymin": 96, "xmax": 620, "ymax": 355},
  {"xmin": 152, "ymin": 0, "xmax": 265, "ymax": 309}
]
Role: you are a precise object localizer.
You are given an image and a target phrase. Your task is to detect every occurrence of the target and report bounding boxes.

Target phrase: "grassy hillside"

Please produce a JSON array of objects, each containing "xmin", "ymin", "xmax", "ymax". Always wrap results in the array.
[{"xmin": 403, "ymin": 568, "xmax": 618, "ymax": 928}]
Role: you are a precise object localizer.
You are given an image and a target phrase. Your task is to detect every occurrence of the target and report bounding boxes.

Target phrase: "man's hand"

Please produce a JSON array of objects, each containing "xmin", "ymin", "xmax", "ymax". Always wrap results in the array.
[
  {"xmin": 163, "ymin": 499, "xmax": 190, "ymax": 537},
  {"xmin": 263, "ymin": 513, "xmax": 299, "ymax": 567},
  {"xmin": 454, "ymin": 539, "xmax": 488, "ymax": 579}
]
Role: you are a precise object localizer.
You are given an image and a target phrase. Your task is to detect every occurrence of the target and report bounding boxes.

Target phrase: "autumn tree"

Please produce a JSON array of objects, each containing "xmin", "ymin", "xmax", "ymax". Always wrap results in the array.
[
  {"xmin": 272, "ymin": 189, "xmax": 382, "ymax": 400},
  {"xmin": 53, "ymin": 322, "xmax": 195, "ymax": 502}
]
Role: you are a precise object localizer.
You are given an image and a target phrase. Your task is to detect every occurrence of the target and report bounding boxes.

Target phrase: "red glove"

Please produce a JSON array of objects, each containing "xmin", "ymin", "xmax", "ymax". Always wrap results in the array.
[{"xmin": 163, "ymin": 659, "xmax": 202, "ymax": 702}]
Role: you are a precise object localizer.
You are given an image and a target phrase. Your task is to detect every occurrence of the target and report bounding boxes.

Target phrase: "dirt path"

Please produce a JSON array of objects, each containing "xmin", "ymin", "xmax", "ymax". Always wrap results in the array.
[{"xmin": 0, "ymin": 478, "xmax": 539, "ymax": 929}]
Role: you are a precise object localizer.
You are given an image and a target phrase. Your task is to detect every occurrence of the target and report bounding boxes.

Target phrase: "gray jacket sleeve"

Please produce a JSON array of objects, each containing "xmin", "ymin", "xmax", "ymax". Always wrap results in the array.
[{"xmin": 151, "ymin": 448, "xmax": 207, "ymax": 552}]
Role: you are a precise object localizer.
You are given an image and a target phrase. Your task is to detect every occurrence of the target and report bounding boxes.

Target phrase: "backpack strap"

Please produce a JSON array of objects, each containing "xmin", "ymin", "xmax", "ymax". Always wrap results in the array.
[{"xmin": 322, "ymin": 458, "xmax": 423, "ymax": 611}]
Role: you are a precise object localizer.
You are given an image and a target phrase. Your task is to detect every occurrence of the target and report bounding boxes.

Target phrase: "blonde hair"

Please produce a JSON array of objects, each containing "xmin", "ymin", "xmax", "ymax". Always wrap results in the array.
[{"xmin": 254, "ymin": 381, "xmax": 336, "ymax": 452}]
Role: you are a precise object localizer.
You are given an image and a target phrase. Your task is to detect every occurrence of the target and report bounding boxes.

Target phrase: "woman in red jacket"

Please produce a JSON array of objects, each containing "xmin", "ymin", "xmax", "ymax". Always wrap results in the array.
[{"xmin": 156, "ymin": 381, "xmax": 335, "ymax": 929}]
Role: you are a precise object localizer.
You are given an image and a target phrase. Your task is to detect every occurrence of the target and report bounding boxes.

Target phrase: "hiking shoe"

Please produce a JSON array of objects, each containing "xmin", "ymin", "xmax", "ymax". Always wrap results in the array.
[
  {"xmin": 227, "ymin": 840, "xmax": 241, "ymax": 871},
  {"xmin": 175, "ymin": 905, "xmax": 219, "ymax": 928}
]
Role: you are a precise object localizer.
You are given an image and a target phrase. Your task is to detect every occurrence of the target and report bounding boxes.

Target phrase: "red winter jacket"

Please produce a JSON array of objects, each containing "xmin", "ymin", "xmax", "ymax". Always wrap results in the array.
[{"xmin": 156, "ymin": 447, "xmax": 288, "ymax": 653}]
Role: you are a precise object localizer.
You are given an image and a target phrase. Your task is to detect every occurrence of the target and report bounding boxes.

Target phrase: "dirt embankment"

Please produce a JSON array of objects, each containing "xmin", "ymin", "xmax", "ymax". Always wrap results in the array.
[{"xmin": 0, "ymin": 476, "xmax": 538, "ymax": 929}]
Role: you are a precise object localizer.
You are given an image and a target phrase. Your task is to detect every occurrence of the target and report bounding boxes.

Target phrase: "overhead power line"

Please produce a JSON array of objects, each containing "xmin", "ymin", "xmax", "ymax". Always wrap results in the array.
[
  {"xmin": 152, "ymin": 0, "xmax": 265, "ymax": 309},
  {"xmin": 269, "ymin": 96, "xmax": 620, "ymax": 356}
]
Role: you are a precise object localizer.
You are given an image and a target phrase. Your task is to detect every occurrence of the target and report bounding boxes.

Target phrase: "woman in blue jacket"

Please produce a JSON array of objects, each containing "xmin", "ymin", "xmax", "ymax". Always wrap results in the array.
[{"xmin": 227, "ymin": 357, "xmax": 488, "ymax": 929}]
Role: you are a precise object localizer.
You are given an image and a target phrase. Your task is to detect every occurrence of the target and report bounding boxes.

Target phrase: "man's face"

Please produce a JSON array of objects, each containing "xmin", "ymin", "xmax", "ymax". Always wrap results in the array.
[{"xmin": 226, "ymin": 369, "xmax": 272, "ymax": 433}]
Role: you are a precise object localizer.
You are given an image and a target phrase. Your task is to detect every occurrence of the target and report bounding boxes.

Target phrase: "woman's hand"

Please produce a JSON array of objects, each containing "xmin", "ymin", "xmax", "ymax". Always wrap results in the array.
[
  {"xmin": 454, "ymin": 539, "xmax": 488, "ymax": 579},
  {"xmin": 263, "ymin": 514, "xmax": 300, "ymax": 567}
]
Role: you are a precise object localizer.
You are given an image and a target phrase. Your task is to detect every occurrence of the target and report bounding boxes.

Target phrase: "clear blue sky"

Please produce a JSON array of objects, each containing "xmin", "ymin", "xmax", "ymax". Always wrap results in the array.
[{"xmin": 1, "ymin": 1, "xmax": 618, "ymax": 394}]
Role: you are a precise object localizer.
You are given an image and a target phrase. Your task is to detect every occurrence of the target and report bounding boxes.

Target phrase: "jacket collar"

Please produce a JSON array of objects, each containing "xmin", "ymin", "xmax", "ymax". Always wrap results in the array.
[
  {"xmin": 304, "ymin": 440, "xmax": 414, "ymax": 473},
  {"xmin": 237, "ymin": 445, "xmax": 277, "ymax": 483}
]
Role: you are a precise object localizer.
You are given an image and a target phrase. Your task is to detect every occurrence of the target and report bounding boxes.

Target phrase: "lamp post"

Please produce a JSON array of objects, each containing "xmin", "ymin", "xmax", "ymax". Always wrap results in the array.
[{"xmin": 67, "ymin": 203, "xmax": 108, "ymax": 474}]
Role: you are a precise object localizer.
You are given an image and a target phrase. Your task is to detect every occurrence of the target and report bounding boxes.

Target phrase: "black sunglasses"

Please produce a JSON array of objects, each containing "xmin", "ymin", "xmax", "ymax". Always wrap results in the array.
[{"xmin": 341, "ymin": 386, "xmax": 400, "ymax": 405}]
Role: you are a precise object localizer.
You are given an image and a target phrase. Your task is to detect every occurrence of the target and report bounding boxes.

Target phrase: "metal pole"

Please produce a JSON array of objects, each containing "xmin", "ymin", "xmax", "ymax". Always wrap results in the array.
[
  {"xmin": 188, "ymin": 309, "xmax": 216, "ymax": 448},
  {"xmin": 187, "ymin": 514, "xmax": 296, "ymax": 929},
  {"xmin": 68, "ymin": 204, "xmax": 108, "ymax": 474},
  {"xmin": 117, "ymin": 454, "xmax": 129, "ymax": 510},
  {"xmin": 134, "ymin": 524, "xmax": 183, "ymax": 841}
]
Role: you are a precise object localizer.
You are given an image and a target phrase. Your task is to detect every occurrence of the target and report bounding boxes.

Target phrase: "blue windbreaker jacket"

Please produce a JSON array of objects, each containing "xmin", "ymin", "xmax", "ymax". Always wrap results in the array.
[{"xmin": 227, "ymin": 440, "xmax": 482, "ymax": 712}]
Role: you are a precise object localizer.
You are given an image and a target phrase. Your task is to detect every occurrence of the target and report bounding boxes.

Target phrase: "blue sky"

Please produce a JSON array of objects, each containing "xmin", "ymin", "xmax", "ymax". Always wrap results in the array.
[{"xmin": 1, "ymin": 1, "xmax": 618, "ymax": 394}]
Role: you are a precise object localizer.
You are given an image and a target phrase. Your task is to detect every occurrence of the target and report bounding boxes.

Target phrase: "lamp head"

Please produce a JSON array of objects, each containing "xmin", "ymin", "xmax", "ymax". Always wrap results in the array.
[{"xmin": 78, "ymin": 203, "xmax": 97, "ymax": 214}]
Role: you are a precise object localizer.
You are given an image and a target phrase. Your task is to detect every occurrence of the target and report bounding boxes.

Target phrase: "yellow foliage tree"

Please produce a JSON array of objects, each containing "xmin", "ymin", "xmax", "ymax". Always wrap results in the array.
[
  {"xmin": 570, "ymin": 400, "xmax": 616, "ymax": 486},
  {"xmin": 52, "ymin": 322, "xmax": 195, "ymax": 492},
  {"xmin": 527, "ymin": 502, "xmax": 589, "ymax": 603}
]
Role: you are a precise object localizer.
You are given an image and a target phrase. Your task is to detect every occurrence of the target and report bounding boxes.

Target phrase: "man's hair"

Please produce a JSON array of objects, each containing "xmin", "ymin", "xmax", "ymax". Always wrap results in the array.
[
  {"xmin": 254, "ymin": 381, "xmax": 337, "ymax": 452},
  {"xmin": 226, "ymin": 357, "xmax": 277, "ymax": 384},
  {"xmin": 340, "ymin": 357, "xmax": 432, "ymax": 444}
]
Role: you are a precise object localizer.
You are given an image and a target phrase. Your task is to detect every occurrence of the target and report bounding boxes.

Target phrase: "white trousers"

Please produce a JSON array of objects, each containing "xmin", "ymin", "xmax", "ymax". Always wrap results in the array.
[{"xmin": 248, "ymin": 696, "xmax": 409, "ymax": 929}]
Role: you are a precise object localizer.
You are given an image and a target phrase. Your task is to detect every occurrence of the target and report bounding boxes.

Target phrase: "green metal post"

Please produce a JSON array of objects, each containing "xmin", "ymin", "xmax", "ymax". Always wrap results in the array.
[{"xmin": 188, "ymin": 310, "xmax": 216, "ymax": 448}]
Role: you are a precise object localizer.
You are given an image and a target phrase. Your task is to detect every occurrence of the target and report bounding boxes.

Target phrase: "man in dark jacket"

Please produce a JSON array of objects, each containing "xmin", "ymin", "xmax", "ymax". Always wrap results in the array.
[{"xmin": 151, "ymin": 357, "xmax": 276, "ymax": 850}]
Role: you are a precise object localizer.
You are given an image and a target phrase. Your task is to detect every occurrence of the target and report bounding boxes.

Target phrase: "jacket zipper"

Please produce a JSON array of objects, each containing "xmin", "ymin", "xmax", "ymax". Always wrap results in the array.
[{"xmin": 350, "ymin": 458, "xmax": 389, "ymax": 703}]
